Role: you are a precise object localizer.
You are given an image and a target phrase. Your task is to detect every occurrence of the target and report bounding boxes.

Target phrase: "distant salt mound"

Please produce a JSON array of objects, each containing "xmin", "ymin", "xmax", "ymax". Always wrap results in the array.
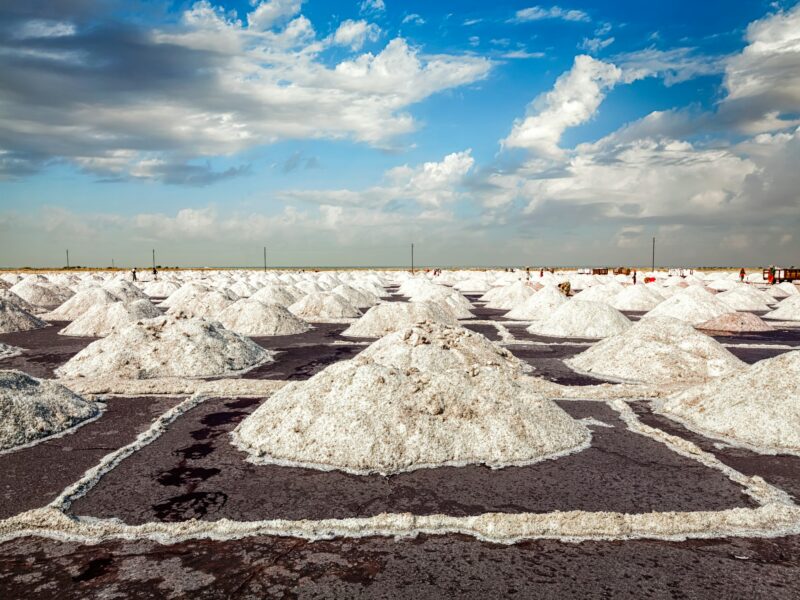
[
  {"xmin": 216, "ymin": 299, "xmax": 311, "ymax": 336},
  {"xmin": 59, "ymin": 299, "xmax": 162, "ymax": 337},
  {"xmin": 9, "ymin": 280, "xmax": 73, "ymax": 308},
  {"xmin": 229, "ymin": 281, "xmax": 256, "ymax": 298},
  {"xmin": 776, "ymin": 282, "xmax": 799, "ymax": 296},
  {"xmin": 0, "ymin": 370, "xmax": 101, "ymax": 451},
  {"xmin": 0, "ymin": 290, "xmax": 43, "ymax": 315},
  {"xmin": 526, "ymin": 300, "xmax": 631, "ymax": 339},
  {"xmin": 141, "ymin": 280, "xmax": 180, "ymax": 298},
  {"xmin": 717, "ymin": 287, "xmax": 773, "ymax": 311},
  {"xmin": 232, "ymin": 357, "xmax": 589, "ymax": 475},
  {"xmin": 342, "ymin": 301, "xmax": 458, "ymax": 338},
  {"xmin": 166, "ymin": 290, "xmax": 236, "ymax": 319},
  {"xmin": 453, "ymin": 277, "xmax": 491, "ymax": 293},
  {"xmin": 0, "ymin": 343, "xmax": 22, "ymax": 359},
  {"xmin": 294, "ymin": 280, "xmax": 325, "ymax": 295},
  {"xmin": 251, "ymin": 285, "xmax": 301, "ymax": 307},
  {"xmin": 573, "ymin": 282, "xmax": 624, "ymax": 303},
  {"xmin": 566, "ymin": 317, "xmax": 744, "ymax": 384},
  {"xmin": 643, "ymin": 291, "xmax": 733, "ymax": 326},
  {"xmin": 103, "ymin": 280, "xmax": 149, "ymax": 302},
  {"xmin": 42, "ymin": 288, "xmax": 121, "ymax": 321},
  {"xmin": 408, "ymin": 286, "xmax": 474, "ymax": 319},
  {"xmin": 485, "ymin": 281, "xmax": 536, "ymax": 310},
  {"xmin": 288, "ymin": 292, "xmax": 361, "ymax": 321},
  {"xmin": 697, "ymin": 312, "xmax": 773, "ymax": 333},
  {"xmin": 332, "ymin": 284, "xmax": 380, "ymax": 309},
  {"xmin": 657, "ymin": 351, "xmax": 800, "ymax": 455},
  {"xmin": 505, "ymin": 286, "xmax": 567, "ymax": 320},
  {"xmin": 610, "ymin": 285, "xmax": 665, "ymax": 311},
  {"xmin": 764, "ymin": 295, "xmax": 800, "ymax": 321},
  {"xmin": 360, "ymin": 322, "xmax": 529, "ymax": 376},
  {"xmin": 56, "ymin": 316, "xmax": 273, "ymax": 379},
  {"xmin": 160, "ymin": 282, "xmax": 211, "ymax": 308},
  {"xmin": 0, "ymin": 300, "xmax": 47, "ymax": 334}
]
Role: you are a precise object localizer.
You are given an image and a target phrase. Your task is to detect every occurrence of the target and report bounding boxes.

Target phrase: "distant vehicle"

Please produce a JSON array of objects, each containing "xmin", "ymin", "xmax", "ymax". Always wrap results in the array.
[{"xmin": 763, "ymin": 268, "xmax": 800, "ymax": 283}]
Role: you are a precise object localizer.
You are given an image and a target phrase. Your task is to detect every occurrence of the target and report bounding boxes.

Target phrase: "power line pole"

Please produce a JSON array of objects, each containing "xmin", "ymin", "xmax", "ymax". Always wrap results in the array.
[
  {"xmin": 411, "ymin": 243, "xmax": 415, "ymax": 274},
  {"xmin": 152, "ymin": 249, "xmax": 156, "ymax": 269},
  {"xmin": 263, "ymin": 246, "xmax": 267, "ymax": 272},
  {"xmin": 65, "ymin": 249, "xmax": 69, "ymax": 269},
  {"xmin": 651, "ymin": 237, "xmax": 656, "ymax": 272}
]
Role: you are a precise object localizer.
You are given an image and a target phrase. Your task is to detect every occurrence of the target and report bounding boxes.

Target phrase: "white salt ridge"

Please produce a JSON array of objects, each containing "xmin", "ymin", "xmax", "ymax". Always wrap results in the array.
[
  {"xmin": 717, "ymin": 287, "xmax": 773, "ymax": 311},
  {"xmin": 232, "ymin": 357, "xmax": 590, "ymax": 476},
  {"xmin": 332, "ymin": 284, "xmax": 380, "ymax": 309},
  {"xmin": 59, "ymin": 299, "xmax": 162, "ymax": 337},
  {"xmin": 0, "ymin": 300, "xmax": 47, "ymax": 334},
  {"xmin": 216, "ymin": 299, "xmax": 311, "ymax": 336},
  {"xmin": 141, "ymin": 280, "xmax": 180, "ymax": 298},
  {"xmin": 566, "ymin": 317, "xmax": 744, "ymax": 384},
  {"xmin": 526, "ymin": 300, "xmax": 631, "ymax": 339},
  {"xmin": 359, "ymin": 322, "xmax": 529, "ymax": 376},
  {"xmin": 697, "ymin": 312, "xmax": 773, "ymax": 333},
  {"xmin": 342, "ymin": 301, "xmax": 458, "ymax": 338},
  {"xmin": 485, "ymin": 281, "xmax": 536, "ymax": 310},
  {"xmin": 103, "ymin": 280, "xmax": 149, "ymax": 302},
  {"xmin": 166, "ymin": 290, "xmax": 237, "ymax": 319},
  {"xmin": 288, "ymin": 293, "xmax": 361, "ymax": 320},
  {"xmin": 42, "ymin": 288, "xmax": 121, "ymax": 321},
  {"xmin": 610, "ymin": 285, "xmax": 665, "ymax": 311},
  {"xmin": 764, "ymin": 295, "xmax": 800, "ymax": 321},
  {"xmin": 657, "ymin": 350, "xmax": 800, "ymax": 455},
  {"xmin": 0, "ymin": 370, "xmax": 101, "ymax": 451},
  {"xmin": 505, "ymin": 286, "xmax": 567, "ymax": 320},
  {"xmin": 56, "ymin": 316, "xmax": 273, "ymax": 379},
  {"xmin": 644, "ymin": 291, "xmax": 733, "ymax": 325},
  {"xmin": 9, "ymin": 281, "xmax": 73, "ymax": 308},
  {"xmin": 0, "ymin": 290, "xmax": 44, "ymax": 314}
]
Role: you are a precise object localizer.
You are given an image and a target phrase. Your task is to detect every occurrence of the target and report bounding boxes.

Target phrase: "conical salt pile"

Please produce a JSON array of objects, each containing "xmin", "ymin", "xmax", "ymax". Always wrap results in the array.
[
  {"xmin": 141, "ymin": 280, "xmax": 180, "ymax": 298},
  {"xmin": 9, "ymin": 280, "xmax": 73, "ymax": 308},
  {"xmin": 505, "ymin": 286, "xmax": 567, "ymax": 320},
  {"xmin": 697, "ymin": 312, "xmax": 773, "ymax": 333},
  {"xmin": 610, "ymin": 285, "xmax": 665, "ymax": 311},
  {"xmin": 166, "ymin": 290, "xmax": 237, "ymax": 319},
  {"xmin": 0, "ymin": 299, "xmax": 47, "ymax": 334},
  {"xmin": 55, "ymin": 315, "xmax": 273, "ymax": 379},
  {"xmin": 59, "ymin": 299, "xmax": 162, "ymax": 337},
  {"xmin": 526, "ymin": 300, "xmax": 631, "ymax": 338},
  {"xmin": 288, "ymin": 292, "xmax": 361, "ymax": 320},
  {"xmin": 42, "ymin": 288, "xmax": 121, "ymax": 321},
  {"xmin": 717, "ymin": 287, "xmax": 773, "ymax": 311},
  {"xmin": 566, "ymin": 317, "xmax": 744, "ymax": 384},
  {"xmin": 0, "ymin": 290, "xmax": 43, "ymax": 315},
  {"xmin": 341, "ymin": 301, "xmax": 458, "ymax": 338},
  {"xmin": 485, "ymin": 281, "xmax": 536, "ymax": 310},
  {"xmin": 1, "ymin": 370, "xmax": 101, "ymax": 451},
  {"xmin": 644, "ymin": 291, "xmax": 733, "ymax": 325},
  {"xmin": 657, "ymin": 351, "xmax": 800, "ymax": 455},
  {"xmin": 216, "ymin": 299, "xmax": 311, "ymax": 336},
  {"xmin": 103, "ymin": 280, "xmax": 149, "ymax": 302},
  {"xmin": 332, "ymin": 284, "xmax": 380, "ymax": 309},
  {"xmin": 573, "ymin": 282, "xmax": 625, "ymax": 303},
  {"xmin": 250, "ymin": 285, "xmax": 301, "ymax": 307},
  {"xmin": 764, "ymin": 295, "xmax": 800, "ymax": 321}
]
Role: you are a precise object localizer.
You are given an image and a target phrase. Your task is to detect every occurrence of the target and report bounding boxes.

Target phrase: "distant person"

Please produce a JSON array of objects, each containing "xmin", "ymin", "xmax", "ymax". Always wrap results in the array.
[
  {"xmin": 739, "ymin": 267, "xmax": 746, "ymax": 282},
  {"xmin": 632, "ymin": 270, "xmax": 637, "ymax": 285},
  {"xmin": 525, "ymin": 267, "xmax": 530, "ymax": 279},
  {"xmin": 132, "ymin": 267, "xmax": 137, "ymax": 282},
  {"xmin": 152, "ymin": 266, "xmax": 158, "ymax": 280},
  {"xmin": 539, "ymin": 268, "xmax": 544, "ymax": 278},
  {"xmin": 769, "ymin": 265, "xmax": 776, "ymax": 285}
]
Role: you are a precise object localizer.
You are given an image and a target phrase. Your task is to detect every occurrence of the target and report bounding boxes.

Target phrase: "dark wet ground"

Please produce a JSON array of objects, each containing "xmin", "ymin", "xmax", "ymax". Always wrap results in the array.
[
  {"xmin": 68, "ymin": 399, "xmax": 756, "ymax": 524},
  {"xmin": 632, "ymin": 402, "xmax": 800, "ymax": 502},
  {"xmin": 1, "ymin": 531, "xmax": 799, "ymax": 599},
  {"xmin": 0, "ymin": 396, "xmax": 182, "ymax": 518},
  {"xmin": 0, "ymin": 324, "xmax": 95, "ymax": 378},
  {"xmin": 461, "ymin": 323, "xmax": 502, "ymax": 341}
]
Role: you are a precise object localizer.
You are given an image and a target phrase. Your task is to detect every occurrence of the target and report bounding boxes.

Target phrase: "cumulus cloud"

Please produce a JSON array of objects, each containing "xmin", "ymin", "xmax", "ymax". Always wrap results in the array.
[
  {"xmin": 332, "ymin": 19, "xmax": 380, "ymax": 50},
  {"xmin": 511, "ymin": 6, "xmax": 590, "ymax": 24}
]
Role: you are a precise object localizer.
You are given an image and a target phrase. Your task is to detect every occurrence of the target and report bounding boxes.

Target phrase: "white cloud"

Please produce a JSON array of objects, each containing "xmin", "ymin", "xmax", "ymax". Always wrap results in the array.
[
  {"xmin": 512, "ymin": 6, "xmax": 590, "ymax": 24},
  {"xmin": 360, "ymin": 0, "xmax": 385, "ymax": 14},
  {"xmin": 332, "ymin": 19, "xmax": 380, "ymax": 50},
  {"xmin": 502, "ymin": 55, "xmax": 622, "ymax": 156},
  {"xmin": 247, "ymin": 0, "xmax": 304, "ymax": 30},
  {"xmin": 402, "ymin": 14, "xmax": 425, "ymax": 25},
  {"xmin": 502, "ymin": 49, "xmax": 546, "ymax": 59},
  {"xmin": 579, "ymin": 36, "xmax": 614, "ymax": 54},
  {"xmin": 15, "ymin": 19, "xmax": 76, "ymax": 39}
]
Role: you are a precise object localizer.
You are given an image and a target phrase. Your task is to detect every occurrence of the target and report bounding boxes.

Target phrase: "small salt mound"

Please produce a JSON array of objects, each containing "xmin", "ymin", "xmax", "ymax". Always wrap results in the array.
[
  {"xmin": 0, "ymin": 300, "xmax": 47, "ymax": 334},
  {"xmin": 0, "ymin": 370, "xmax": 100, "ymax": 451},
  {"xmin": 526, "ymin": 300, "xmax": 631, "ymax": 339},
  {"xmin": 55, "ymin": 316, "xmax": 273, "ymax": 379},
  {"xmin": 717, "ymin": 287, "xmax": 773, "ymax": 311},
  {"xmin": 0, "ymin": 290, "xmax": 43, "ymax": 314},
  {"xmin": 453, "ymin": 277, "xmax": 490, "ymax": 293},
  {"xmin": 42, "ymin": 288, "xmax": 121, "ymax": 321},
  {"xmin": 657, "ymin": 351, "xmax": 800, "ymax": 455},
  {"xmin": 697, "ymin": 312, "xmax": 773, "ymax": 333},
  {"xmin": 9, "ymin": 281, "xmax": 73, "ymax": 308},
  {"xmin": 505, "ymin": 286, "xmax": 567, "ymax": 320},
  {"xmin": 573, "ymin": 282, "xmax": 624, "ymax": 303},
  {"xmin": 0, "ymin": 343, "xmax": 22, "ymax": 359},
  {"xmin": 216, "ymin": 299, "xmax": 311, "ymax": 336},
  {"xmin": 59, "ymin": 299, "xmax": 162, "ymax": 337},
  {"xmin": 294, "ymin": 280, "xmax": 325, "ymax": 295},
  {"xmin": 332, "ymin": 284, "xmax": 380, "ymax": 309},
  {"xmin": 289, "ymin": 293, "xmax": 361, "ymax": 321},
  {"xmin": 166, "ymin": 290, "xmax": 236, "ymax": 319},
  {"xmin": 764, "ymin": 295, "xmax": 800, "ymax": 321},
  {"xmin": 232, "ymin": 357, "xmax": 589, "ymax": 475},
  {"xmin": 777, "ymin": 282, "xmax": 800, "ymax": 296},
  {"xmin": 610, "ymin": 285, "xmax": 665, "ymax": 311},
  {"xmin": 566, "ymin": 317, "xmax": 744, "ymax": 384},
  {"xmin": 485, "ymin": 281, "xmax": 536, "ymax": 310},
  {"xmin": 141, "ymin": 280, "xmax": 180, "ymax": 298},
  {"xmin": 408, "ymin": 287, "xmax": 474, "ymax": 319},
  {"xmin": 160, "ymin": 282, "xmax": 211, "ymax": 308},
  {"xmin": 644, "ymin": 291, "xmax": 733, "ymax": 326},
  {"xmin": 251, "ymin": 284, "xmax": 301, "ymax": 306},
  {"xmin": 229, "ymin": 281, "xmax": 256, "ymax": 298},
  {"xmin": 342, "ymin": 301, "xmax": 458, "ymax": 338},
  {"xmin": 103, "ymin": 280, "xmax": 149, "ymax": 302},
  {"xmin": 359, "ymin": 322, "xmax": 529, "ymax": 375}
]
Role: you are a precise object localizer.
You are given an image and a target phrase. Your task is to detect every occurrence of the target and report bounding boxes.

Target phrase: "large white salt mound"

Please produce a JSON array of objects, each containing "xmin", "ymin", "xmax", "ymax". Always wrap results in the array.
[
  {"xmin": 332, "ymin": 284, "xmax": 380, "ymax": 309},
  {"xmin": 251, "ymin": 285, "xmax": 301, "ymax": 306},
  {"xmin": 103, "ymin": 280, "xmax": 149, "ymax": 302},
  {"xmin": 288, "ymin": 293, "xmax": 361, "ymax": 321},
  {"xmin": 166, "ymin": 290, "xmax": 236, "ymax": 319},
  {"xmin": 0, "ymin": 343, "xmax": 22, "ymax": 359},
  {"xmin": 566, "ymin": 317, "xmax": 744, "ymax": 384},
  {"xmin": 360, "ymin": 322, "xmax": 529, "ymax": 376},
  {"xmin": 160, "ymin": 282, "xmax": 211, "ymax": 308},
  {"xmin": 232, "ymin": 357, "xmax": 589, "ymax": 475},
  {"xmin": 341, "ymin": 301, "xmax": 458, "ymax": 338},
  {"xmin": 657, "ymin": 351, "xmax": 800, "ymax": 455},
  {"xmin": 0, "ymin": 300, "xmax": 47, "ymax": 334},
  {"xmin": 59, "ymin": 299, "xmax": 162, "ymax": 337},
  {"xmin": 141, "ymin": 280, "xmax": 180, "ymax": 298},
  {"xmin": 485, "ymin": 281, "xmax": 536, "ymax": 310},
  {"xmin": 505, "ymin": 286, "xmax": 567, "ymax": 320},
  {"xmin": 764, "ymin": 295, "xmax": 800, "ymax": 321},
  {"xmin": 42, "ymin": 288, "xmax": 121, "ymax": 321},
  {"xmin": 0, "ymin": 290, "xmax": 43, "ymax": 315},
  {"xmin": 216, "ymin": 299, "xmax": 311, "ymax": 336},
  {"xmin": 573, "ymin": 282, "xmax": 624, "ymax": 303},
  {"xmin": 697, "ymin": 312, "xmax": 773, "ymax": 333},
  {"xmin": 407, "ymin": 286, "xmax": 474, "ymax": 319},
  {"xmin": 9, "ymin": 281, "xmax": 73, "ymax": 308},
  {"xmin": 453, "ymin": 277, "xmax": 491, "ymax": 293},
  {"xmin": 55, "ymin": 316, "xmax": 273, "ymax": 379},
  {"xmin": 775, "ymin": 282, "xmax": 799, "ymax": 296},
  {"xmin": 526, "ymin": 300, "xmax": 631, "ymax": 339},
  {"xmin": 717, "ymin": 287, "xmax": 773, "ymax": 312},
  {"xmin": 0, "ymin": 370, "xmax": 101, "ymax": 451},
  {"xmin": 643, "ymin": 292, "xmax": 733, "ymax": 326},
  {"xmin": 610, "ymin": 285, "xmax": 665, "ymax": 311}
]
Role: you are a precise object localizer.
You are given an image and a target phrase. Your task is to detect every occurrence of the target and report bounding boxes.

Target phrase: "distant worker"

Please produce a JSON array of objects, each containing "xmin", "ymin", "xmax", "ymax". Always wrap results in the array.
[
  {"xmin": 769, "ymin": 265, "xmax": 776, "ymax": 285},
  {"xmin": 539, "ymin": 268, "xmax": 544, "ymax": 278},
  {"xmin": 739, "ymin": 267, "xmax": 746, "ymax": 282},
  {"xmin": 632, "ymin": 270, "xmax": 637, "ymax": 285},
  {"xmin": 525, "ymin": 267, "xmax": 530, "ymax": 280},
  {"xmin": 132, "ymin": 267, "xmax": 137, "ymax": 282},
  {"xmin": 152, "ymin": 266, "xmax": 158, "ymax": 280}
]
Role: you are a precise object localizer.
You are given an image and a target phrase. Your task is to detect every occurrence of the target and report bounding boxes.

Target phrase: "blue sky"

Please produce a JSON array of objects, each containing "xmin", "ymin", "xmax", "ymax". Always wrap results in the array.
[{"xmin": 1, "ymin": 0, "xmax": 799, "ymax": 267}]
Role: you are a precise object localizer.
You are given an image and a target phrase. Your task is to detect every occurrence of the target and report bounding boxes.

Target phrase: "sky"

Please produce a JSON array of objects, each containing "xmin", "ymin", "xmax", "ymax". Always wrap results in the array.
[{"xmin": 1, "ymin": 0, "xmax": 799, "ymax": 268}]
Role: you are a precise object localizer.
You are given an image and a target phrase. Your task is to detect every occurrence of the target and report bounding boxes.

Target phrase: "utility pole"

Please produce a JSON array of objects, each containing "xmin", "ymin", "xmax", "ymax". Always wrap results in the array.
[
  {"xmin": 411, "ymin": 243, "xmax": 415, "ymax": 274},
  {"xmin": 652, "ymin": 237, "xmax": 656, "ymax": 272},
  {"xmin": 112, "ymin": 258, "xmax": 115, "ymax": 269},
  {"xmin": 65, "ymin": 249, "xmax": 69, "ymax": 269},
  {"xmin": 152, "ymin": 249, "xmax": 156, "ymax": 270},
  {"xmin": 263, "ymin": 246, "xmax": 267, "ymax": 272}
]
